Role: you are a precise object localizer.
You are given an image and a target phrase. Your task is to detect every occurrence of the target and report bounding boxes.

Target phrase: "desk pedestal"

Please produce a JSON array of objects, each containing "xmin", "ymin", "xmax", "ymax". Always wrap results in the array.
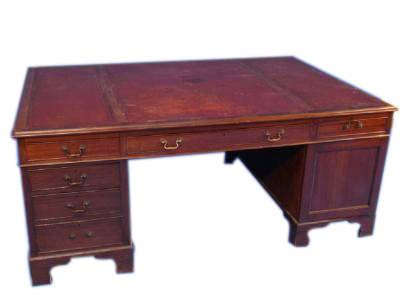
[
  {"xmin": 21, "ymin": 161, "xmax": 134, "ymax": 285},
  {"xmin": 227, "ymin": 137, "xmax": 388, "ymax": 246}
]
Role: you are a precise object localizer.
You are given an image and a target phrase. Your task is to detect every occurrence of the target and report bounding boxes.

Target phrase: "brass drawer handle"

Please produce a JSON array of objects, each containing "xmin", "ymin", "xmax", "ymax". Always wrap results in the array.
[
  {"xmin": 64, "ymin": 173, "xmax": 87, "ymax": 186},
  {"xmin": 353, "ymin": 120, "xmax": 364, "ymax": 129},
  {"xmin": 86, "ymin": 231, "xmax": 94, "ymax": 238},
  {"xmin": 65, "ymin": 200, "xmax": 90, "ymax": 214},
  {"xmin": 62, "ymin": 144, "xmax": 86, "ymax": 158},
  {"xmin": 266, "ymin": 129, "xmax": 285, "ymax": 142},
  {"xmin": 160, "ymin": 138, "xmax": 183, "ymax": 150},
  {"xmin": 68, "ymin": 233, "xmax": 77, "ymax": 240},
  {"xmin": 343, "ymin": 120, "xmax": 364, "ymax": 130}
]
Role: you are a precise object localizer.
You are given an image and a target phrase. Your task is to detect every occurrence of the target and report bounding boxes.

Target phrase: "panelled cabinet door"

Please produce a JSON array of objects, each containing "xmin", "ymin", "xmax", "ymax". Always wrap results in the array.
[{"xmin": 300, "ymin": 138, "xmax": 389, "ymax": 222}]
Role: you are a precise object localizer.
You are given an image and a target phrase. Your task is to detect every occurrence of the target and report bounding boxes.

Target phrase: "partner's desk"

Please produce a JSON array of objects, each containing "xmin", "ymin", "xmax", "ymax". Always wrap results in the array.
[{"xmin": 12, "ymin": 57, "xmax": 396, "ymax": 285}]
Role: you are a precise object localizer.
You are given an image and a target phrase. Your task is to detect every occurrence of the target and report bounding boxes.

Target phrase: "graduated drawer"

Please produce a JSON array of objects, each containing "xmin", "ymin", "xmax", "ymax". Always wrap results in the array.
[
  {"xmin": 35, "ymin": 217, "xmax": 123, "ymax": 254},
  {"xmin": 32, "ymin": 189, "xmax": 121, "ymax": 223},
  {"xmin": 28, "ymin": 162, "xmax": 120, "ymax": 195},
  {"xmin": 24, "ymin": 135, "xmax": 120, "ymax": 163},
  {"xmin": 127, "ymin": 124, "xmax": 313, "ymax": 155},
  {"xmin": 318, "ymin": 115, "xmax": 389, "ymax": 139}
]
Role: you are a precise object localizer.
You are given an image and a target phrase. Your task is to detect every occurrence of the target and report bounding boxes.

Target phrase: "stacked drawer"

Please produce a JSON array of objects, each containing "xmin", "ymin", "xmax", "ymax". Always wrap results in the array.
[{"xmin": 25, "ymin": 161, "xmax": 127, "ymax": 255}]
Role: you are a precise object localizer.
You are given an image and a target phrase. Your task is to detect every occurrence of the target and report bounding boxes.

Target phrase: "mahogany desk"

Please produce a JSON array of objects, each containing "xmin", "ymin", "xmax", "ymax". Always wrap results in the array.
[{"xmin": 12, "ymin": 57, "xmax": 396, "ymax": 285}]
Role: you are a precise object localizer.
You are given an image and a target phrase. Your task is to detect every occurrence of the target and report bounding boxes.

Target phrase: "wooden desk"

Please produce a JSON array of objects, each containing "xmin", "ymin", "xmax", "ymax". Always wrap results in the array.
[{"xmin": 12, "ymin": 57, "xmax": 396, "ymax": 285}]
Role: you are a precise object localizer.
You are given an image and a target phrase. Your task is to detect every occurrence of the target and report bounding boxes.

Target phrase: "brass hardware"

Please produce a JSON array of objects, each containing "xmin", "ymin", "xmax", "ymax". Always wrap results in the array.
[
  {"xmin": 353, "ymin": 120, "xmax": 364, "ymax": 129},
  {"xmin": 343, "ymin": 120, "xmax": 364, "ymax": 130},
  {"xmin": 64, "ymin": 174, "xmax": 87, "ymax": 186},
  {"xmin": 343, "ymin": 121, "xmax": 352, "ymax": 130},
  {"xmin": 65, "ymin": 200, "xmax": 90, "ymax": 214},
  {"xmin": 62, "ymin": 144, "xmax": 86, "ymax": 158},
  {"xmin": 68, "ymin": 233, "xmax": 77, "ymax": 240},
  {"xmin": 160, "ymin": 138, "xmax": 183, "ymax": 150},
  {"xmin": 266, "ymin": 129, "xmax": 285, "ymax": 142},
  {"xmin": 86, "ymin": 231, "xmax": 94, "ymax": 238}
]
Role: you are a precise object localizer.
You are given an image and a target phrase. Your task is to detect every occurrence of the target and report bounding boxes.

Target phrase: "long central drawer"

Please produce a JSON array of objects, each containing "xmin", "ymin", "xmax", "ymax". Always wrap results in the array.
[{"xmin": 126, "ymin": 124, "xmax": 314, "ymax": 156}]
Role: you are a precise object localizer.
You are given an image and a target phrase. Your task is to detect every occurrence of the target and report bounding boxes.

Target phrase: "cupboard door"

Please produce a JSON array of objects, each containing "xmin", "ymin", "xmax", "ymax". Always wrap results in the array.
[{"xmin": 300, "ymin": 138, "xmax": 388, "ymax": 221}]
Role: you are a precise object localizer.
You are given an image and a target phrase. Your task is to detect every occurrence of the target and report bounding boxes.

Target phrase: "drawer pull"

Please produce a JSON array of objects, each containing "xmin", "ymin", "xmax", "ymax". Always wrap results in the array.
[
  {"xmin": 160, "ymin": 138, "xmax": 183, "ymax": 150},
  {"xmin": 354, "ymin": 120, "xmax": 364, "ymax": 129},
  {"xmin": 266, "ymin": 129, "xmax": 285, "ymax": 142},
  {"xmin": 86, "ymin": 231, "xmax": 94, "ymax": 238},
  {"xmin": 63, "ymin": 174, "xmax": 87, "ymax": 186},
  {"xmin": 65, "ymin": 200, "xmax": 90, "ymax": 214},
  {"xmin": 68, "ymin": 233, "xmax": 77, "ymax": 240},
  {"xmin": 343, "ymin": 120, "xmax": 364, "ymax": 130},
  {"xmin": 62, "ymin": 144, "xmax": 86, "ymax": 158}
]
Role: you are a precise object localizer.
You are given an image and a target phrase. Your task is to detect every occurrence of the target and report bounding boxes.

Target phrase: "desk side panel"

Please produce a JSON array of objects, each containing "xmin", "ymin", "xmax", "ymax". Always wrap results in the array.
[{"xmin": 299, "ymin": 137, "xmax": 389, "ymax": 222}]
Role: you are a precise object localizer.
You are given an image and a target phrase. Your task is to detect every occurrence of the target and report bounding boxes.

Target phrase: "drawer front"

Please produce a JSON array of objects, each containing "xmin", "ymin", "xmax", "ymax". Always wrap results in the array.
[
  {"xmin": 127, "ymin": 124, "xmax": 313, "ymax": 156},
  {"xmin": 32, "ymin": 189, "xmax": 121, "ymax": 223},
  {"xmin": 35, "ymin": 218, "xmax": 123, "ymax": 254},
  {"xmin": 28, "ymin": 163, "xmax": 120, "ymax": 195},
  {"xmin": 25, "ymin": 136, "xmax": 120, "ymax": 163},
  {"xmin": 318, "ymin": 116, "xmax": 388, "ymax": 139}
]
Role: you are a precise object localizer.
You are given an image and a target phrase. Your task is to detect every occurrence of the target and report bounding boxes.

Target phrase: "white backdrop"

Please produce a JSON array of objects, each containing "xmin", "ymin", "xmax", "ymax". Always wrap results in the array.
[{"xmin": 1, "ymin": 1, "xmax": 399, "ymax": 299}]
